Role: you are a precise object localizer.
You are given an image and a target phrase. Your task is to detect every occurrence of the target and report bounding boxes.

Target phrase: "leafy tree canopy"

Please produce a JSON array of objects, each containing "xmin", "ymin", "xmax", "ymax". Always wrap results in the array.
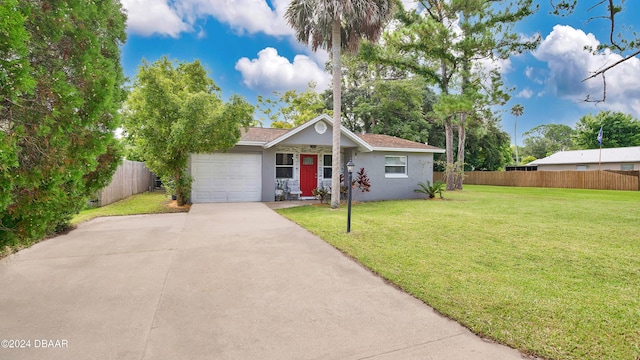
[
  {"xmin": 1, "ymin": 0, "xmax": 127, "ymax": 246},
  {"xmin": 573, "ymin": 111, "xmax": 640, "ymax": 149},
  {"xmin": 0, "ymin": 0, "xmax": 32, "ymax": 215},
  {"xmin": 362, "ymin": 0, "xmax": 538, "ymax": 189},
  {"xmin": 322, "ymin": 52, "xmax": 417, "ymax": 134},
  {"xmin": 354, "ymin": 78, "xmax": 432, "ymax": 143},
  {"xmin": 123, "ymin": 57, "xmax": 254, "ymax": 205},
  {"xmin": 464, "ymin": 118, "xmax": 512, "ymax": 171},
  {"xmin": 522, "ymin": 124, "xmax": 575, "ymax": 159},
  {"xmin": 521, "ymin": 155, "xmax": 537, "ymax": 165},
  {"xmin": 257, "ymin": 83, "xmax": 328, "ymax": 128},
  {"xmin": 0, "ymin": 0, "xmax": 33, "ymax": 103}
]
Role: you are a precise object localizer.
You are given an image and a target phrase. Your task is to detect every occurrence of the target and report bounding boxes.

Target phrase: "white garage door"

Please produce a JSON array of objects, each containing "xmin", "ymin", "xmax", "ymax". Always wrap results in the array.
[{"xmin": 191, "ymin": 153, "xmax": 262, "ymax": 203}]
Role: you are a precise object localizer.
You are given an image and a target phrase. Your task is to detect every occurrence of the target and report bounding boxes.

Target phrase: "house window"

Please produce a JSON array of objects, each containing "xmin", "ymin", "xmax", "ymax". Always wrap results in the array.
[
  {"xmin": 621, "ymin": 164, "xmax": 634, "ymax": 171},
  {"xmin": 276, "ymin": 153, "xmax": 294, "ymax": 178},
  {"xmin": 385, "ymin": 155, "xmax": 407, "ymax": 178},
  {"xmin": 323, "ymin": 155, "xmax": 332, "ymax": 178},
  {"xmin": 576, "ymin": 165, "xmax": 587, "ymax": 171}
]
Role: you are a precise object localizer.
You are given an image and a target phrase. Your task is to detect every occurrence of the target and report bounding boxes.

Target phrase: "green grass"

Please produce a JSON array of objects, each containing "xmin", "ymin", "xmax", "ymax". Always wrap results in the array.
[
  {"xmin": 277, "ymin": 185, "xmax": 640, "ymax": 360},
  {"xmin": 71, "ymin": 191, "xmax": 189, "ymax": 225}
]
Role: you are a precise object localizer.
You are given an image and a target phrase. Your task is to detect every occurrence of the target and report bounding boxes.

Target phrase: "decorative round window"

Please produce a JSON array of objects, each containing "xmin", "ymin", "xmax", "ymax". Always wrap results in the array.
[{"xmin": 315, "ymin": 121, "xmax": 327, "ymax": 134}]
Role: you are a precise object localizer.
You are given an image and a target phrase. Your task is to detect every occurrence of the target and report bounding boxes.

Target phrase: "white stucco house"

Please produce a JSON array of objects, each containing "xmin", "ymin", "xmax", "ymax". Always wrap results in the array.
[
  {"xmin": 189, "ymin": 114, "xmax": 444, "ymax": 203},
  {"xmin": 528, "ymin": 146, "xmax": 640, "ymax": 171}
]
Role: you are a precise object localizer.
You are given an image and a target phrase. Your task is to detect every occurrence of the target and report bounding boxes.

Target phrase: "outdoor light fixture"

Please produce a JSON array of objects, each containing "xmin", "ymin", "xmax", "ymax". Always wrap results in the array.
[
  {"xmin": 347, "ymin": 159, "xmax": 355, "ymax": 174},
  {"xmin": 346, "ymin": 159, "xmax": 354, "ymax": 233}
]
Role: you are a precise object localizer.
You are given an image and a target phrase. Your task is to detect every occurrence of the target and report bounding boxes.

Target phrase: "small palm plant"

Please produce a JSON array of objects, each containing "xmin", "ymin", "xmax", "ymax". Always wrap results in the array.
[{"xmin": 414, "ymin": 180, "xmax": 445, "ymax": 199}]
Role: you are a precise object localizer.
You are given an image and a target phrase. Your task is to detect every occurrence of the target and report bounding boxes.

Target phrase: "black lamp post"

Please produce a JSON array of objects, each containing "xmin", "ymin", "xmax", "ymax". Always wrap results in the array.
[{"xmin": 346, "ymin": 159, "xmax": 354, "ymax": 233}]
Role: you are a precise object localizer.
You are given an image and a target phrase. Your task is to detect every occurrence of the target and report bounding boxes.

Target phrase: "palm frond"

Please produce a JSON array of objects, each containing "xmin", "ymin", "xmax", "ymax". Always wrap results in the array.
[{"xmin": 285, "ymin": 0, "xmax": 394, "ymax": 53}]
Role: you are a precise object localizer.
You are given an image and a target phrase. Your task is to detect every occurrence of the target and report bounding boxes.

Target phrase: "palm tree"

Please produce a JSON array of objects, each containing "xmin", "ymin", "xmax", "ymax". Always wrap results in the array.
[
  {"xmin": 285, "ymin": 0, "xmax": 393, "ymax": 208},
  {"xmin": 510, "ymin": 104, "xmax": 524, "ymax": 165}
]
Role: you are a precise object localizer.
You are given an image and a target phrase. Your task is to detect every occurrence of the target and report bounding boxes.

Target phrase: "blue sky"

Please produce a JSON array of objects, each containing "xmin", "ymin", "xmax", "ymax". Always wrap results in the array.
[{"xmin": 119, "ymin": 0, "xmax": 640, "ymax": 144}]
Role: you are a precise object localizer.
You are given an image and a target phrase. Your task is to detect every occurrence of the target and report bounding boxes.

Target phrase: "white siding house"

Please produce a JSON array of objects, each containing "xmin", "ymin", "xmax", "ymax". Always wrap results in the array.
[{"xmin": 528, "ymin": 146, "xmax": 640, "ymax": 171}]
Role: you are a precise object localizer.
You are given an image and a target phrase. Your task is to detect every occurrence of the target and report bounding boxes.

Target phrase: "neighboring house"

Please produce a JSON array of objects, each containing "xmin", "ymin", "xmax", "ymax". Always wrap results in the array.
[
  {"xmin": 189, "ymin": 114, "xmax": 444, "ymax": 203},
  {"xmin": 528, "ymin": 146, "xmax": 640, "ymax": 171}
]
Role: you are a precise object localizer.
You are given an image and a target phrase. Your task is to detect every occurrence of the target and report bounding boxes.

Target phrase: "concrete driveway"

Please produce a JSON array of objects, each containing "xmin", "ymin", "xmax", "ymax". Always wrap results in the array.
[{"xmin": 0, "ymin": 203, "xmax": 533, "ymax": 360}]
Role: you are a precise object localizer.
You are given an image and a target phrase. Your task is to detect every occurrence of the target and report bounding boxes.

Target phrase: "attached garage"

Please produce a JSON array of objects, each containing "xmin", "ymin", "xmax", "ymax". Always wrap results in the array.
[{"xmin": 191, "ymin": 153, "xmax": 262, "ymax": 203}]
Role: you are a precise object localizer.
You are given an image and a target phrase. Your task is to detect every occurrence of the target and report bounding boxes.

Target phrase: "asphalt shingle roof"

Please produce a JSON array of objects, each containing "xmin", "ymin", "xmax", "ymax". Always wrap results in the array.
[
  {"xmin": 240, "ymin": 128, "xmax": 288, "ymax": 143},
  {"xmin": 355, "ymin": 133, "xmax": 441, "ymax": 150},
  {"xmin": 240, "ymin": 127, "xmax": 441, "ymax": 151}
]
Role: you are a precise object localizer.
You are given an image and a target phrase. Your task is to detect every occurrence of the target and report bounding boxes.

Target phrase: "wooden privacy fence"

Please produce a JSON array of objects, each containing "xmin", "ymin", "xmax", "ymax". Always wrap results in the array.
[
  {"xmin": 433, "ymin": 170, "xmax": 640, "ymax": 191},
  {"xmin": 98, "ymin": 160, "xmax": 153, "ymax": 206}
]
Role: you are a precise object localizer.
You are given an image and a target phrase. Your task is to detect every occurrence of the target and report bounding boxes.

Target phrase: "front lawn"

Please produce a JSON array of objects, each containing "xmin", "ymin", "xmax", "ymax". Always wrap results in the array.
[
  {"xmin": 71, "ymin": 191, "xmax": 190, "ymax": 225},
  {"xmin": 277, "ymin": 185, "xmax": 640, "ymax": 360}
]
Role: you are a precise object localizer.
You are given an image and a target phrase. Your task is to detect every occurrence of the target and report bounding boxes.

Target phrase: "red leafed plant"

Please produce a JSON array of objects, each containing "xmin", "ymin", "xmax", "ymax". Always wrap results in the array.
[{"xmin": 353, "ymin": 167, "xmax": 371, "ymax": 193}]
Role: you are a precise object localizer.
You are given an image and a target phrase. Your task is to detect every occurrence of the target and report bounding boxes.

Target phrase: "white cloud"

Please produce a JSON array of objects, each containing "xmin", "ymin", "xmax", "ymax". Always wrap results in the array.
[
  {"xmin": 494, "ymin": 58, "xmax": 512, "ymax": 74},
  {"xmin": 235, "ymin": 47, "xmax": 331, "ymax": 93},
  {"xmin": 524, "ymin": 66, "xmax": 545, "ymax": 84},
  {"xmin": 400, "ymin": 0, "xmax": 420, "ymax": 11},
  {"xmin": 286, "ymin": 37, "xmax": 331, "ymax": 69},
  {"xmin": 121, "ymin": 0, "xmax": 190, "ymax": 37},
  {"xmin": 196, "ymin": 26, "xmax": 207, "ymax": 39},
  {"xmin": 517, "ymin": 88, "xmax": 534, "ymax": 99},
  {"xmin": 534, "ymin": 25, "xmax": 640, "ymax": 117},
  {"xmin": 525, "ymin": 66, "xmax": 533, "ymax": 78},
  {"xmin": 121, "ymin": 0, "xmax": 292, "ymax": 37},
  {"xmin": 474, "ymin": 57, "xmax": 512, "ymax": 84},
  {"xmin": 174, "ymin": 0, "xmax": 292, "ymax": 36},
  {"xmin": 121, "ymin": 0, "xmax": 331, "ymax": 93}
]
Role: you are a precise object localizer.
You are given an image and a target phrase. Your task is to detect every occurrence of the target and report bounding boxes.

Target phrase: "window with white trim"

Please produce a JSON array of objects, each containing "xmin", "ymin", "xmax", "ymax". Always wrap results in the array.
[
  {"xmin": 276, "ymin": 153, "xmax": 294, "ymax": 178},
  {"xmin": 621, "ymin": 164, "xmax": 634, "ymax": 171},
  {"xmin": 385, "ymin": 155, "xmax": 407, "ymax": 177},
  {"xmin": 323, "ymin": 155, "xmax": 332, "ymax": 178}
]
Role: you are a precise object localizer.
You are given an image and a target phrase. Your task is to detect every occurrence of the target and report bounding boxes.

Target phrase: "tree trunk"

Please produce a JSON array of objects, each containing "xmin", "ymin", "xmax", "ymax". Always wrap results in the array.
[
  {"xmin": 514, "ymin": 116, "xmax": 519, "ymax": 165},
  {"xmin": 457, "ymin": 48, "xmax": 472, "ymax": 191},
  {"xmin": 175, "ymin": 173, "xmax": 185, "ymax": 206},
  {"xmin": 455, "ymin": 113, "xmax": 467, "ymax": 190},
  {"xmin": 440, "ymin": 58, "xmax": 455, "ymax": 191},
  {"xmin": 444, "ymin": 117, "xmax": 455, "ymax": 191},
  {"xmin": 330, "ymin": 19, "xmax": 342, "ymax": 209}
]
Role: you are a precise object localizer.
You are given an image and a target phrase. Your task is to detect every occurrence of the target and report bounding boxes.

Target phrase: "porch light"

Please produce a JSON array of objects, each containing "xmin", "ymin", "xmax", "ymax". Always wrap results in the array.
[
  {"xmin": 346, "ymin": 159, "xmax": 354, "ymax": 233},
  {"xmin": 347, "ymin": 159, "xmax": 355, "ymax": 174}
]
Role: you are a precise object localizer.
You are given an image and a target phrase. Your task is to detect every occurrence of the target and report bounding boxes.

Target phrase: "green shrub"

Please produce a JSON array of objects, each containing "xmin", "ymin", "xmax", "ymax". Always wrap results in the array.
[
  {"xmin": 414, "ymin": 180, "xmax": 445, "ymax": 199},
  {"xmin": 312, "ymin": 187, "xmax": 330, "ymax": 204},
  {"xmin": 0, "ymin": 1, "xmax": 126, "ymax": 249}
]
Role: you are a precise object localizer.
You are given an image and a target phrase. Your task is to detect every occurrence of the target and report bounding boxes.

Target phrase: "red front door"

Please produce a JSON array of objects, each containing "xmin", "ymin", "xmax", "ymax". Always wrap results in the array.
[{"xmin": 300, "ymin": 154, "xmax": 317, "ymax": 196}]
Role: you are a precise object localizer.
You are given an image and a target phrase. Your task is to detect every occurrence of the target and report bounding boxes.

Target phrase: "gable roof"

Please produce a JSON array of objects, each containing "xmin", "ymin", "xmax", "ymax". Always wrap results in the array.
[
  {"xmin": 263, "ymin": 114, "xmax": 372, "ymax": 150},
  {"xmin": 529, "ymin": 146, "xmax": 640, "ymax": 165},
  {"xmin": 237, "ymin": 114, "xmax": 444, "ymax": 153},
  {"xmin": 356, "ymin": 133, "xmax": 444, "ymax": 153},
  {"xmin": 239, "ymin": 127, "xmax": 287, "ymax": 145}
]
